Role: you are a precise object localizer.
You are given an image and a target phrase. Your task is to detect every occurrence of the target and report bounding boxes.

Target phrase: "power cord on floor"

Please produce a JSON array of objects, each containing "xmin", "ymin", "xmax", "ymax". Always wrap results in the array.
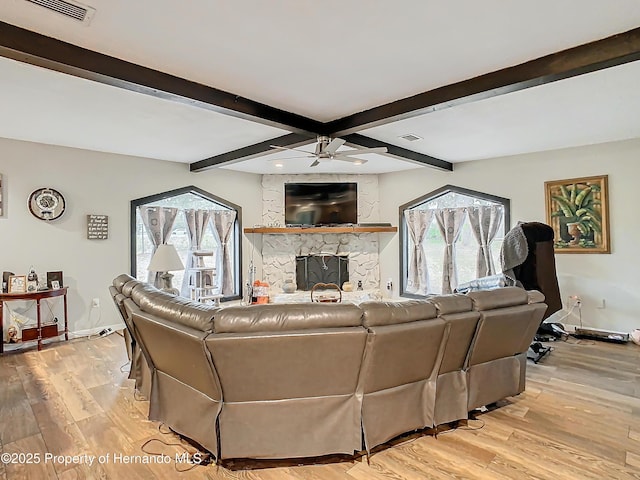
[
  {"xmin": 140, "ymin": 436, "xmax": 212, "ymax": 472},
  {"xmin": 133, "ymin": 390, "xmax": 147, "ymax": 402},
  {"xmin": 434, "ymin": 418, "xmax": 486, "ymax": 438},
  {"xmin": 119, "ymin": 361, "xmax": 130, "ymax": 373},
  {"xmin": 158, "ymin": 423, "xmax": 173, "ymax": 435}
]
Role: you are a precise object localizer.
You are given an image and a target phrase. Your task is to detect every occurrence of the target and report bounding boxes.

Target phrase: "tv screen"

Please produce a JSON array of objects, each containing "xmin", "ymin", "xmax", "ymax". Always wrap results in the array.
[{"xmin": 285, "ymin": 183, "xmax": 357, "ymax": 225}]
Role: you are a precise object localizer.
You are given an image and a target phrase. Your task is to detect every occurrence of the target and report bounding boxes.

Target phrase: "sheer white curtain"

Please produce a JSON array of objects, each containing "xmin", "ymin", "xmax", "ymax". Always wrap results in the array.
[
  {"xmin": 180, "ymin": 209, "xmax": 212, "ymax": 297},
  {"xmin": 404, "ymin": 209, "xmax": 435, "ymax": 295},
  {"xmin": 467, "ymin": 205, "xmax": 503, "ymax": 278},
  {"xmin": 211, "ymin": 210, "xmax": 237, "ymax": 295},
  {"xmin": 138, "ymin": 206, "xmax": 179, "ymax": 287},
  {"xmin": 435, "ymin": 208, "xmax": 467, "ymax": 294}
]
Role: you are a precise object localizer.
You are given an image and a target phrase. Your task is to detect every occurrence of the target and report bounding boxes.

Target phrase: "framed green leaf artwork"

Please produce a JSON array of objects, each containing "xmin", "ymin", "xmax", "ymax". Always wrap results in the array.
[{"xmin": 545, "ymin": 175, "xmax": 610, "ymax": 254}]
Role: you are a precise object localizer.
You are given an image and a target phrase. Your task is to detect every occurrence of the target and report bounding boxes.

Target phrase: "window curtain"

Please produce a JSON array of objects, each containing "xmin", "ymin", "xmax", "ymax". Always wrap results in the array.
[
  {"xmin": 211, "ymin": 209, "xmax": 237, "ymax": 296},
  {"xmin": 180, "ymin": 209, "xmax": 212, "ymax": 297},
  {"xmin": 467, "ymin": 205, "xmax": 504, "ymax": 278},
  {"xmin": 435, "ymin": 208, "xmax": 467, "ymax": 294},
  {"xmin": 138, "ymin": 206, "xmax": 179, "ymax": 287},
  {"xmin": 404, "ymin": 209, "xmax": 435, "ymax": 295}
]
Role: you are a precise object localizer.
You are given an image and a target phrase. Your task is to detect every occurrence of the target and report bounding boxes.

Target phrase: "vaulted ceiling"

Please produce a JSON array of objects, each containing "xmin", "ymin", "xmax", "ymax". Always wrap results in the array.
[{"xmin": 1, "ymin": 1, "xmax": 640, "ymax": 174}]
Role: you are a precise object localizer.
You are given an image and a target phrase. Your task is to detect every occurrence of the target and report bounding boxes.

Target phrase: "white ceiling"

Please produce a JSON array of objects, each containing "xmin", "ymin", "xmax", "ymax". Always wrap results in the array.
[
  {"xmin": 0, "ymin": 56, "xmax": 288, "ymax": 162},
  {"xmin": 1, "ymin": 0, "xmax": 640, "ymax": 173},
  {"xmin": 362, "ymin": 60, "xmax": 640, "ymax": 162}
]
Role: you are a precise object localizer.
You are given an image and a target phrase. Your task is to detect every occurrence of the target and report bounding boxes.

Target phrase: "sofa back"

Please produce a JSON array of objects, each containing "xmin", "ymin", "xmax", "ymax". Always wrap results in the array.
[
  {"xmin": 130, "ymin": 288, "xmax": 221, "ymax": 401},
  {"xmin": 206, "ymin": 303, "xmax": 367, "ymax": 459},
  {"xmin": 465, "ymin": 287, "xmax": 547, "ymax": 411},
  {"xmin": 360, "ymin": 300, "xmax": 444, "ymax": 393},
  {"xmin": 206, "ymin": 303, "xmax": 366, "ymax": 402},
  {"xmin": 466, "ymin": 287, "xmax": 546, "ymax": 365},
  {"xmin": 358, "ymin": 300, "xmax": 447, "ymax": 449},
  {"xmin": 427, "ymin": 294, "xmax": 480, "ymax": 374}
]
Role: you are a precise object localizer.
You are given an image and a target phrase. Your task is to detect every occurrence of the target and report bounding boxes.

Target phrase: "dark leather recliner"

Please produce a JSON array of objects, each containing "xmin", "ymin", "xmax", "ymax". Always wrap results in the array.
[{"xmin": 512, "ymin": 222, "xmax": 562, "ymax": 320}]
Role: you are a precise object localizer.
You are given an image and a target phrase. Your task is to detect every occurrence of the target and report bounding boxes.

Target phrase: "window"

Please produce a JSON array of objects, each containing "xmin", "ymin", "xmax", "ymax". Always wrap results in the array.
[
  {"xmin": 399, "ymin": 185, "xmax": 510, "ymax": 297},
  {"xmin": 130, "ymin": 186, "xmax": 242, "ymax": 301}
]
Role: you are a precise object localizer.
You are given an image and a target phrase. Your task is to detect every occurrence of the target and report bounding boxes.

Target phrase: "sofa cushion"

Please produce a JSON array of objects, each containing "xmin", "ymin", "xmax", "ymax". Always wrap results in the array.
[
  {"xmin": 214, "ymin": 303, "xmax": 362, "ymax": 333},
  {"xmin": 360, "ymin": 300, "xmax": 436, "ymax": 327},
  {"xmin": 467, "ymin": 287, "xmax": 529, "ymax": 311},
  {"xmin": 426, "ymin": 294, "xmax": 473, "ymax": 315}
]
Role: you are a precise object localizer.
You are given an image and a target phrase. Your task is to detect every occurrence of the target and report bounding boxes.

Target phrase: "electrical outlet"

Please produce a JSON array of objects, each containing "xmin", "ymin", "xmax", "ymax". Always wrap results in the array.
[
  {"xmin": 386, "ymin": 278, "xmax": 393, "ymax": 290},
  {"xmin": 99, "ymin": 327, "xmax": 113, "ymax": 337},
  {"xmin": 92, "ymin": 298, "xmax": 100, "ymax": 308},
  {"xmin": 569, "ymin": 295, "xmax": 581, "ymax": 306}
]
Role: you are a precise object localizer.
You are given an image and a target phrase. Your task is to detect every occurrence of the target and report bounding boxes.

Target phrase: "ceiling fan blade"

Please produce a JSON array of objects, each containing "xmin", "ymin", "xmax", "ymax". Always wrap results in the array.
[
  {"xmin": 270, "ymin": 155, "xmax": 315, "ymax": 161},
  {"xmin": 310, "ymin": 159, "xmax": 320, "ymax": 167},
  {"xmin": 333, "ymin": 157, "xmax": 369, "ymax": 164},
  {"xmin": 270, "ymin": 145, "xmax": 314, "ymax": 155},
  {"xmin": 324, "ymin": 138, "xmax": 346, "ymax": 155},
  {"xmin": 336, "ymin": 146, "xmax": 388, "ymax": 157}
]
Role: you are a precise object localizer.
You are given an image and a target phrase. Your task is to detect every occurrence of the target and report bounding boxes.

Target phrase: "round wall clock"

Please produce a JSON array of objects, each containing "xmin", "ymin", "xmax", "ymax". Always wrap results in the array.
[{"xmin": 28, "ymin": 187, "xmax": 66, "ymax": 221}]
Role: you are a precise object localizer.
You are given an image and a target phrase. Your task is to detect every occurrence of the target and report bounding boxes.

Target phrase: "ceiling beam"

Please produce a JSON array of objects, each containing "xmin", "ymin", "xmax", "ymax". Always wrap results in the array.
[
  {"xmin": 190, "ymin": 133, "xmax": 316, "ymax": 171},
  {"xmin": 343, "ymin": 134, "xmax": 452, "ymax": 171},
  {"xmin": 0, "ymin": 21, "xmax": 323, "ymax": 134},
  {"xmin": 325, "ymin": 27, "xmax": 640, "ymax": 136}
]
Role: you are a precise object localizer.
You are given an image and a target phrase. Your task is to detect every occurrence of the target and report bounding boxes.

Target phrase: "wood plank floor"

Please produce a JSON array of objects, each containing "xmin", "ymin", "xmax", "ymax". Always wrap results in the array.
[{"xmin": 1, "ymin": 334, "xmax": 639, "ymax": 479}]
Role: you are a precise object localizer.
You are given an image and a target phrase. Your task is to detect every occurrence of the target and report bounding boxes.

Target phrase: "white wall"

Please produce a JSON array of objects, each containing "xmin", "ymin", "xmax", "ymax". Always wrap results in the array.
[
  {"xmin": 0, "ymin": 138, "xmax": 262, "ymax": 339},
  {"xmin": 379, "ymin": 138, "xmax": 640, "ymax": 334}
]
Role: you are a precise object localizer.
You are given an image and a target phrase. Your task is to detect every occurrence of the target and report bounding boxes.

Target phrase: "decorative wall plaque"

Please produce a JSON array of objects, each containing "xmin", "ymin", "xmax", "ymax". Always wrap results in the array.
[{"xmin": 87, "ymin": 214, "xmax": 109, "ymax": 239}]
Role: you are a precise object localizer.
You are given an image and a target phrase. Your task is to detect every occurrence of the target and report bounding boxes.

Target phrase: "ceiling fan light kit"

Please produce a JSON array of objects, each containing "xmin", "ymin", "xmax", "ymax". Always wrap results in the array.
[{"xmin": 270, "ymin": 135, "xmax": 388, "ymax": 168}]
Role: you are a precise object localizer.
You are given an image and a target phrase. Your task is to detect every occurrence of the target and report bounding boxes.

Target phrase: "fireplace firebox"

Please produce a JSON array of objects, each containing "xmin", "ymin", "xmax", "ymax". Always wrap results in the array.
[{"xmin": 296, "ymin": 255, "xmax": 349, "ymax": 291}]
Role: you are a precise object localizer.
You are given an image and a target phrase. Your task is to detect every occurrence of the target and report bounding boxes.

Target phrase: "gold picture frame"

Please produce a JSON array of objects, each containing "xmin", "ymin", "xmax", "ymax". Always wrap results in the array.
[
  {"xmin": 8, "ymin": 275, "xmax": 27, "ymax": 293},
  {"xmin": 545, "ymin": 175, "xmax": 610, "ymax": 254}
]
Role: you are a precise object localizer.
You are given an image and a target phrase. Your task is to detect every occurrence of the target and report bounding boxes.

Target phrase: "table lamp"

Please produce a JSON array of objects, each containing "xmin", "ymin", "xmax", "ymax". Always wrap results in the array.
[{"xmin": 148, "ymin": 244, "xmax": 184, "ymax": 295}]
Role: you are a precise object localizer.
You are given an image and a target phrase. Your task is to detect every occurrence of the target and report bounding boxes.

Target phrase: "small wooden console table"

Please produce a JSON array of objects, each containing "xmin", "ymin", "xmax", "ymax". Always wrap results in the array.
[{"xmin": 0, "ymin": 287, "xmax": 69, "ymax": 354}]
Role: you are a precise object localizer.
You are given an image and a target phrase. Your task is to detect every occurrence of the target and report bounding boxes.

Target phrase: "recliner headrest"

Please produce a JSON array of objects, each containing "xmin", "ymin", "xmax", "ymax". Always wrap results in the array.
[
  {"xmin": 214, "ymin": 303, "xmax": 363, "ymax": 333},
  {"xmin": 467, "ymin": 287, "xmax": 529, "ymax": 311},
  {"xmin": 360, "ymin": 300, "xmax": 436, "ymax": 327},
  {"xmin": 113, "ymin": 274, "xmax": 136, "ymax": 292}
]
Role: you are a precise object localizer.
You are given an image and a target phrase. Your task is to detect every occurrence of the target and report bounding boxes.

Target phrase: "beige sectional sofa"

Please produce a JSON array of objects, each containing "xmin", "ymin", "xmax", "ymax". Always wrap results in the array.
[{"xmin": 109, "ymin": 274, "xmax": 546, "ymax": 461}]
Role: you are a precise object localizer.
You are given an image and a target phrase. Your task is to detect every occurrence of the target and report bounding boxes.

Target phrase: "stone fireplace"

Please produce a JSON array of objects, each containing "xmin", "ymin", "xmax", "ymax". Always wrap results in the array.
[{"xmin": 257, "ymin": 174, "xmax": 381, "ymax": 292}]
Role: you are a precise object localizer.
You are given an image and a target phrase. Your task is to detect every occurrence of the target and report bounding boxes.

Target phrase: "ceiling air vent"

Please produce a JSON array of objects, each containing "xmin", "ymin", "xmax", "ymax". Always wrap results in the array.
[
  {"xmin": 25, "ymin": 0, "xmax": 95, "ymax": 23},
  {"xmin": 399, "ymin": 133, "xmax": 423, "ymax": 142}
]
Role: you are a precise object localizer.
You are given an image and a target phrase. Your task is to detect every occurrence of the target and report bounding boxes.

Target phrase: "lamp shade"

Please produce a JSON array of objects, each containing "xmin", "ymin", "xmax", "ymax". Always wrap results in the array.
[{"xmin": 148, "ymin": 244, "xmax": 184, "ymax": 272}]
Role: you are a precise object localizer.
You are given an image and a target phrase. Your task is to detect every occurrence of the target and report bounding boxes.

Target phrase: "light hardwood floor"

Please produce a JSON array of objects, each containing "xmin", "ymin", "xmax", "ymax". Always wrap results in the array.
[{"xmin": 1, "ymin": 334, "xmax": 639, "ymax": 479}]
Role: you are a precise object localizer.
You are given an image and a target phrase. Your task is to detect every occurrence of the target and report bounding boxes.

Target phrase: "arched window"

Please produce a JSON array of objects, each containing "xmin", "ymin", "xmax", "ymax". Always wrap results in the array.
[
  {"xmin": 399, "ymin": 185, "xmax": 510, "ymax": 297},
  {"xmin": 130, "ymin": 186, "xmax": 242, "ymax": 301}
]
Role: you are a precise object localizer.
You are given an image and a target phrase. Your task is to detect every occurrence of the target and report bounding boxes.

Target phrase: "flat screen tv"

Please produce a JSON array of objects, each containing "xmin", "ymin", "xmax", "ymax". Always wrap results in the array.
[{"xmin": 285, "ymin": 183, "xmax": 357, "ymax": 225}]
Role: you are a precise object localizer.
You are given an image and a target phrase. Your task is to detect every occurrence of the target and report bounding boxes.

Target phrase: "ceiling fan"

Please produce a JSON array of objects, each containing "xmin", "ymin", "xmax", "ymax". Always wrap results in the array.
[{"xmin": 270, "ymin": 136, "xmax": 387, "ymax": 167}]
